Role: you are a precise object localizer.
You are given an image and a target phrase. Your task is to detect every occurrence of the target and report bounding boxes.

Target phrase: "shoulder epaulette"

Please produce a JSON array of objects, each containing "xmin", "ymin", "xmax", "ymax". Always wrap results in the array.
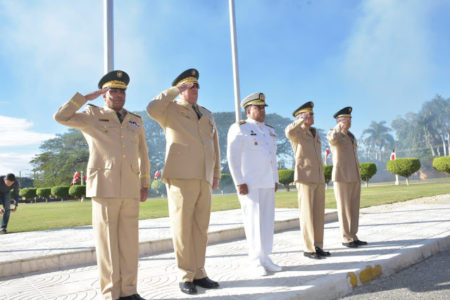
[
  {"xmin": 265, "ymin": 123, "xmax": 274, "ymax": 129},
  {"xmin": 238, "ymin": 120, "xmax": 246, "ymax": 125},
  {"xmin": 200, "ymin": 106, "xmax": 211, "ymax": 113},
  {"xmin": 129, "ymin": 112, "xmax": 142, "ymax": 119}
]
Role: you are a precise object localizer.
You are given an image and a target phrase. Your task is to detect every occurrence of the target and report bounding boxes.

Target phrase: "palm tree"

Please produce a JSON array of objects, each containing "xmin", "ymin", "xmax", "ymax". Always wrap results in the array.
[{"xmin": 361, "ymin": 121, "xmax": 395, "ymax": 161}]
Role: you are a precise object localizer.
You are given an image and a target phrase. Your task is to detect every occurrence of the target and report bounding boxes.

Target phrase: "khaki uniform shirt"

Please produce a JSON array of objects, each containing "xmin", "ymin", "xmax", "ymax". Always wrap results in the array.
[
  {"xmin": 146, "ymin": 87, "xmax": 220, "ymax": 185},
  {"xmin": 327, "ymin": 123, "xmax": 360, "ymax": 182},
  {"xmin": 54, "ymin": 93, "xmax": 151, "ymax": 198},
  {"xmin": 285, "ymin": 119, "xmax": 325, "ymax": 184}
]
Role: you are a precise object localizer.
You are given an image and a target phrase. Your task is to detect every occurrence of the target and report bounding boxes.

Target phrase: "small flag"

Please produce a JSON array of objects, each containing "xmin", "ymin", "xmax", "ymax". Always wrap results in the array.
[
  {"xmin": 154, "ymin": 170, "xmax": 161, "ymax": 180},
  {"xmin": 71, "ymin": 170, "xmax": 80, "ymax": 185},
  {"xmin": 325, "ymin": 148, "xmax": 331, "ymax": 162},
  {"xmin": 390, "ymin": 149, "xmax": 396, "ymax": 160}
]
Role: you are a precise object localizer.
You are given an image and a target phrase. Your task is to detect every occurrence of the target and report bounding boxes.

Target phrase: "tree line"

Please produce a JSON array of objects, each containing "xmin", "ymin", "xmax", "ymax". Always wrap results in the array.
[{"xmin": 29, "ymin": 95, "xmax": 449, "ymax": 187}]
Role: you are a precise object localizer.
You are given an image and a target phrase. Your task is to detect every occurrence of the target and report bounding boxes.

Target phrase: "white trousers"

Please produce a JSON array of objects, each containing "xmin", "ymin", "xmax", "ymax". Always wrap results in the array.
[{"xmin": 238, "ymin": 187, "xmax": 275, "ymax": 266}]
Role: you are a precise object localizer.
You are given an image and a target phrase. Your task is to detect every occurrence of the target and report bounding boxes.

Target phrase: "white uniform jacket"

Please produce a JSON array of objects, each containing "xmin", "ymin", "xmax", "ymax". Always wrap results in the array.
[{"xmin": 227, "ymin": 119, "xmax": 279, "ymax": 189}]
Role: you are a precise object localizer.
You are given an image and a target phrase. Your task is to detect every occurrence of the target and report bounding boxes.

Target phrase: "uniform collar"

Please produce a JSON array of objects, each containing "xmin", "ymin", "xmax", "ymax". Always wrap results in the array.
[
  {"xmin": 246, "ymin": 118, "xmax": 263, "ymax": 126},
  {"xmin": 103, "ymin": 106, "xmax": 127, "ymax": 115}
]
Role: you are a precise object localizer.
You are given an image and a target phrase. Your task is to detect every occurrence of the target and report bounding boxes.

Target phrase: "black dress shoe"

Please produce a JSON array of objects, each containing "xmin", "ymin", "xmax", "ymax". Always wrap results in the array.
[
  {"xmin": 120, "ymin": 294, "xmax": 145, "ymax": 300},
  {"xmin": 355, "ymin": 239, "xmax": 368, "ymax": 246},
  {"xmin": 193, "ymin": 277, "xmax": 219, "ymax": 289},
  {"xmin": 304, "ymin": 252, "xmax": 323, "ymax": 259},
  {"xmin": 179, "ymin": 282, "xmax": 197, "ymax": 294},
  {"xmin": 315, "ymin": 247, "xmax": 331, "ymax": 257},
  {"xmin": 342, "ymin": 241, "xmax": 358, "ymax": 248}
]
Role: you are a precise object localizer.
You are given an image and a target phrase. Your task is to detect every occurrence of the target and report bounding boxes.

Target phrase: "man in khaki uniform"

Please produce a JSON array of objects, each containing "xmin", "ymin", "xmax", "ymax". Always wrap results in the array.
[
  {"xmin": 146, "ymin": 69, "xmax": 220, "ymax": 295},
  {"xmin": 285, "ymin": 101, "xmax": 330, "ymax": 259},
  {"xmin": 54, "ymin": 70, "xmax": 150, "ymax": 300},
  {"xmin": 327, "ymin": 106, "xmax": 367, "ymax": 248}
]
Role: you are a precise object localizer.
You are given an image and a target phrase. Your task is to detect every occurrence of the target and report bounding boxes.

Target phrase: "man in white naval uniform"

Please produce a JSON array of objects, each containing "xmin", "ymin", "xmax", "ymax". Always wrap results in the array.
[{"xmin": 227, "ymin": 92, "xmax": 280, "ymax": 276}]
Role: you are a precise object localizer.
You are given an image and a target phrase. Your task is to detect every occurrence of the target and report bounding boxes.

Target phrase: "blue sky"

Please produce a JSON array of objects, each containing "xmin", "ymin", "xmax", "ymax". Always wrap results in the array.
[{"xmin": 1, "ymin": 0, "xmax": 450, "ymax": 175}]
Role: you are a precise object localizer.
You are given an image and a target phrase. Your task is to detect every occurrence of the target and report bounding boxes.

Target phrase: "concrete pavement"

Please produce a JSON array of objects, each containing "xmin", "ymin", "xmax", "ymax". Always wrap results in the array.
[{"xmin": 0, "ymin": 194, "xmax": 449, "ymax": 299}]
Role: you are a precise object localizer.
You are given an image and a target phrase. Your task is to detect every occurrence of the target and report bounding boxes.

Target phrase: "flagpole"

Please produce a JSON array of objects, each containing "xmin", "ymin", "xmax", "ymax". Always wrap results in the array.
[
  {"xmin": 104, "ymin": 0, "xmax": 114, "ymax": 73},
  {"xmin": 228, "ymin": 0, "xmax": 241, "ymax": 122}
]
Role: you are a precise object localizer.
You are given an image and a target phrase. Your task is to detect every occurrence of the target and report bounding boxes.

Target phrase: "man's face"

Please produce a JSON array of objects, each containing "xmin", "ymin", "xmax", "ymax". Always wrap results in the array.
[
  {"xmin": 298, "ymin": 112, "xmax": 314, "ymax": 126},
  {"xmin": 339, "ymin": 117, "xmax": 352, "ymax": 129},
  {"xmin": 103, "ymin": 88, "xmax": 126, "ymax": 112},
  {"xmin": 247, "ymin": 105, "xmax": 266, "ymax": 123},
  {"xmin": 181, "ymin": 84, "xmax": 199, "ymax": 105},
  {"xmin": 4, "ymin": 179, "xmax": 14, "ymax": 187}
]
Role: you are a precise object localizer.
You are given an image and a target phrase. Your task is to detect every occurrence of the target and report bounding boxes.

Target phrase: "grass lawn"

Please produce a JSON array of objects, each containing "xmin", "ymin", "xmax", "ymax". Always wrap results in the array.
[{"xmin": 5, "ymin": 182, "xmax": 450, "ymax": 233}]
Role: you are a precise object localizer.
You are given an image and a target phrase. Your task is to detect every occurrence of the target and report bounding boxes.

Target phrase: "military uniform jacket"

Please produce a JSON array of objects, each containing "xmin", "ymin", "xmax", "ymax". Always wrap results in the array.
[
  {"xmin": 146, "ymin": 87, "xmax": 220, "ymax": 185},
  {"xmin": 327, "ymin": 123, "xmax": 360, "ymax": 182},
  {"xmin": 227, "ymin": 119, "xmax": 279, "ymax": 189},
  {"xmin": 285, "ymin": 119, "xmax": 325, "ymax": 184},
  {"xmin": 54, "ymin": 93, "xmax": 151, "ymax": 198}
]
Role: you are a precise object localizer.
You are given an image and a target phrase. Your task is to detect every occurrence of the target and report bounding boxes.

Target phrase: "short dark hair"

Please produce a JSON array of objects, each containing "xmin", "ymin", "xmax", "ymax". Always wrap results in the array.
[{"xmin": 6, "ymin": 173, "xmax": 16, "ymax": 182}]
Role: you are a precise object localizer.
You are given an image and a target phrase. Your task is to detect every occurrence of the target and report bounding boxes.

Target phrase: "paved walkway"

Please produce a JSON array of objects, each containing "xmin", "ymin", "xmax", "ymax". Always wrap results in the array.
[{"xmin": 0, "ymin": 194, "xmax": 449, "ymax": 299}]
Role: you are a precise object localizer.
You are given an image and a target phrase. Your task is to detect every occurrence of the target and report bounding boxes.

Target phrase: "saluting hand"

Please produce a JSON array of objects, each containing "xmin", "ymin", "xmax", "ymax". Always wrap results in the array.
[
  {"xmin": 237, "ymin": 184, "xmax": 249, "ymax": 195},
  {"xmin": 176, "ymin": 83, "xmax": 194, "ymax": 93},
  {"xmin": 84, "ymin": 87, "xmax": 110, "ymax": 101}
]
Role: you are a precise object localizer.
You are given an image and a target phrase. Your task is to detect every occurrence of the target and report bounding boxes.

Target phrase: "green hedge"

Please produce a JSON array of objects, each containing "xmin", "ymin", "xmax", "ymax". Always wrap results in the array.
[
  {"xmin": 69, "ymin": 185, "xmax": 86, "ymax": 199},
  {"xmin": 360, "ymin": 162, "xmax": 377, "ymax": 187},
  {"xmin": 278, "ymin": 169, "xmax": 294, "ymax": 191},
  {"xmin": 19, "ymin": 188, "xmax": 37, "ymax": 199},
  {"xmin": 36, "ymin": 188, "xmax": 51, "ymax": 198},
  {"xmin": 433, "ymin": 156, "xmax": 450, "ymax": 174},
  {"xmin": 51, "ymin": 186, "xmax": 70, "ymax": 199},
  {"xmin": 387, "ymin": 158, "xmax": 421, "ymax": 185},
  {"xmin": 323, "ymin": 165, "xmax": 333, "ymax": 184},
  {"xmin": 151, "ymin": 179, "xmax": 166, "ymax": 196},
  {"xmin": 219, "ymin": 173, "xmax": 235, "ymax": 193}
]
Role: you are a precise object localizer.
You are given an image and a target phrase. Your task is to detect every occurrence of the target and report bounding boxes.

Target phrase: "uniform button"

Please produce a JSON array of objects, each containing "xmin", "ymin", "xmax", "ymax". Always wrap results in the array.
[
  {"xmin": 122, "ymin": 154, "xmax": 126, "ymax": 158},
  {"xmin": 122, "ymin": 144, "xmax": 126, "ymax": 148},
  {"xmin": 121, "ymin": 135, "xmax": 124, "ymax": 138}
]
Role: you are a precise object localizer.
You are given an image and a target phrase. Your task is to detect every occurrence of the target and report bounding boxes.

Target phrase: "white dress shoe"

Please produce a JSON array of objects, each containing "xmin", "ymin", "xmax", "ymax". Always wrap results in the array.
[
  {"xmin": 253, "ymin": 265, "xmax": 268, "ymax": 277},
  {"xmin": 263, "ymin": 259, "xmax": 282, "ymax": 272}
]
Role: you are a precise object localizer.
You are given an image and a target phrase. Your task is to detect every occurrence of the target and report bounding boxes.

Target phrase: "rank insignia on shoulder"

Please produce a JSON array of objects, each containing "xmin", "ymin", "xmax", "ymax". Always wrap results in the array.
[
  {"xmin": 200, "ymin": 106, "xmax": 210, "ymax": 113},
  {"xmin": 128, "ymin": 120, "xmax": 140, "ymax": 128},
  {"xmin": 265, "ymin": 123, "xmax": 274, "ymax": 129},
  {"xmin": 238, "ymin": 120, "xmax": 246, "ymax": 125},
  {"xmin": 98, "ymin": 118, "xmax": 109, "ymax": 122},
  {"xmin": 87, "ymin": 103, "xmax": 98, "ymax": 107},
  {"xmin": 250, "ymin": 130, "xmax": 257, "ymax": 136},
  {"xmin": 129, "ymin": 112, "xmax": 142, "ymax": 119}
]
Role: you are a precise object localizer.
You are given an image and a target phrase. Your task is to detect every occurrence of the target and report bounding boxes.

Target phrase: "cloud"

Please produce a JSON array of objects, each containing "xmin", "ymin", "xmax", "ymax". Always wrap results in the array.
[
  {"xmin": 0, "ymin": 153, "xmax": 35, "ymax": 175},
  {"xmin": 341, "ymin": 0, "xmax": 433, "ymax": 100},
  {"xmin": 0, "ymin": 115, "xmax": 55, "ymax": 147}
]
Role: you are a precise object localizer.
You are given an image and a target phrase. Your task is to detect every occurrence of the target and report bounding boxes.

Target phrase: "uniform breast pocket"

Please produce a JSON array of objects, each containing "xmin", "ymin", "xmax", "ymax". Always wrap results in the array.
[
  {"xmin": 126, "ymin": 124, "xmax": 139, "ymax": 141},
  {"xmin": 248, "ymin": 138, "xmax": 261, "ymax": 151}
]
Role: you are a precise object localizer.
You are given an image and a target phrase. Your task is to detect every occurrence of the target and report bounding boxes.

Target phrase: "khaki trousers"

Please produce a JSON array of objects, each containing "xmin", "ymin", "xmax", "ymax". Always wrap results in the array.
[
  {"xmin": 166, "ymin": 179, "xmax": 211, "ymax": 282},
  {"xmin": 92, "ymin": 198, "xmax": 139, "ymax": 300},
  {"xmin": 333, "ymin": 182, "xmax": 361, "ymax": 243},
  {"xmin": 296, "ymin": 182, "xmax": 325, "ymax": 253}
]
